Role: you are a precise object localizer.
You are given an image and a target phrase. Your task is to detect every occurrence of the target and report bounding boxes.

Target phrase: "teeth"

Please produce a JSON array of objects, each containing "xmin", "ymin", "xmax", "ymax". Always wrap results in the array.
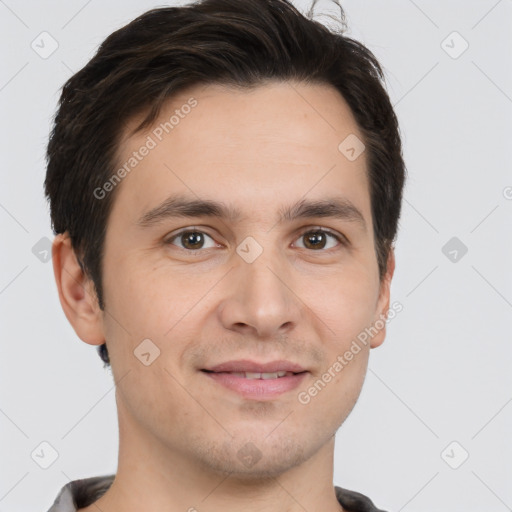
[{"xmin": 227, "ymin": 371, "xmax": 290, "ymax": 379}]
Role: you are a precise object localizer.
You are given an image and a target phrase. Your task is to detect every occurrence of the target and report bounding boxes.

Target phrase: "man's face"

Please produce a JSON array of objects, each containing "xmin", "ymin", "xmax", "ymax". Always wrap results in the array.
[{"xmin": 94, "ymin": 81, "xmax": 392, "ymax": 477}]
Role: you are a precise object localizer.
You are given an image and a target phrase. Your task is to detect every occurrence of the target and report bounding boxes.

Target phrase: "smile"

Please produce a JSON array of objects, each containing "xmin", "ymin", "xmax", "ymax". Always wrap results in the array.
[
  {"xmin": 203, "ymin": 370, "xmax": 296, "ymax": 379},
  {"xmin": 201, "ymin": 370, "xmax": 308, "ymax": 399}
]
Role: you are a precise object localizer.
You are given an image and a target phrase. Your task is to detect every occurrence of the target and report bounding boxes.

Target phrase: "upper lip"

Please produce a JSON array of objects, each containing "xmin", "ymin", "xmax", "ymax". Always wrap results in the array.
[{"xmin": 203, "ymin": 359, "xmax": 307, "ymax": 373}]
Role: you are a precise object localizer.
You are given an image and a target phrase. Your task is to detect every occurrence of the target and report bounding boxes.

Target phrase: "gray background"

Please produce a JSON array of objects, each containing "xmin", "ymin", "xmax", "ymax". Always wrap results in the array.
[{"xmin": 1, "ymin": 0, "xmax": 511, "ymax": 510}]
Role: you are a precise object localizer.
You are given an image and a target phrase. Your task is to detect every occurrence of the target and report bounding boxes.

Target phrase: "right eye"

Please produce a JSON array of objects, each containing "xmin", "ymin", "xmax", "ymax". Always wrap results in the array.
[{"xmin": 165, "ymin": 229, "xmax": 219, "ymax": 251}]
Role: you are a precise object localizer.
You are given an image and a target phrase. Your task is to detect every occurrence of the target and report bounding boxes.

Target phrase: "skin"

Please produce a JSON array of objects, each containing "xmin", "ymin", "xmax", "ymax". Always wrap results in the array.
[{"xmin": 52, "ymin": 80, "xmax": 395, "ymax": 512}]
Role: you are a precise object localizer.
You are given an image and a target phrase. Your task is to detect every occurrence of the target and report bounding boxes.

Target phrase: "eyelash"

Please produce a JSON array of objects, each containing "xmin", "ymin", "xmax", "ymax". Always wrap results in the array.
[{"xmin": 165, "ymin": 227, "xmax": 347, "ymax": 252}]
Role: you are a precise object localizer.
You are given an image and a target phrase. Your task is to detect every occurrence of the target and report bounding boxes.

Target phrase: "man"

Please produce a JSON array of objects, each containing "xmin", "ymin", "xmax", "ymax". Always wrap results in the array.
[{"xmin": 45, "ymin": 0, "xmax": 405, "ymax": 510}]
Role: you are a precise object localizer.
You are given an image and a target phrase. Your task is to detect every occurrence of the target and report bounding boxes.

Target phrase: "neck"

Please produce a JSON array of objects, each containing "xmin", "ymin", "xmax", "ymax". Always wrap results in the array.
[{"xmin": 88, "ymin": 405, "xmax": 344, "ymax": 512}]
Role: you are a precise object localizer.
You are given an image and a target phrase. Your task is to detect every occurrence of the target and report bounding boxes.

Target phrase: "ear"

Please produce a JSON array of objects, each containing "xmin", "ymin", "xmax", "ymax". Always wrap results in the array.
[
  {"xmin": 51, "ymin": 233, "xmax": 105, "ymax": 346},
  {"xmin": 370, "ymin": 246, "xmax": 396, "ymax": 349}
]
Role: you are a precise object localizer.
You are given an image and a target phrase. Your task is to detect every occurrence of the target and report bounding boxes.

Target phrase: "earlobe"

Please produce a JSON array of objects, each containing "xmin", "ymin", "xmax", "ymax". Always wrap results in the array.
[
  {"xmin": 370, "ymin": 246, "xmax": 396, "ymax": 349},
  {"xmin": 51, "ymin": 233, "xmax": 105, "ymax": 346}
]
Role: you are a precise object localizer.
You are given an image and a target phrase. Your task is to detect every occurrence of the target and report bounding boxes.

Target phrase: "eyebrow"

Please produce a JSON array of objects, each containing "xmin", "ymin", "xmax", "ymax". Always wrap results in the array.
[{"xmin": 137, "ymin": 194, "xmax": 367, "ymax": 232}]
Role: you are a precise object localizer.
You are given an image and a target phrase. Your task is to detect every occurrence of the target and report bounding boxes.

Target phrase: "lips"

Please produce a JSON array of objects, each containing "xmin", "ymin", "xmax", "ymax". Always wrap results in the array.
[
  {"xmin": 202, "ymin": 359, "xmax": 307, "ymax": 374},
  {"xmin": 202, "ymin": 367, "xmax": 308, "ymax": 399},
  {"xmin": 204, "ymin": 370, "xmax": 296, "ymax": 380}
]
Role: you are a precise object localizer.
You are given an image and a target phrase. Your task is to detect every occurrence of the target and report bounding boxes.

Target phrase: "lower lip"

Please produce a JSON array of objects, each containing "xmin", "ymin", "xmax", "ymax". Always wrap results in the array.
[{"xmin": 202, "ymin": 371, "xmax": 308, "ymax": 399}]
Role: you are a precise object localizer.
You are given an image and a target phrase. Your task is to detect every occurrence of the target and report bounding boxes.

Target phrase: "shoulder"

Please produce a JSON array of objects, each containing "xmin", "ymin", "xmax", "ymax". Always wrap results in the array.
[
  {"xmin": 335, "ymin": 486, "xmax": 389, "ymax": 512},
  {"xmin": 47, "ymin": 475, "xmax": 115, "ymax": 512}
]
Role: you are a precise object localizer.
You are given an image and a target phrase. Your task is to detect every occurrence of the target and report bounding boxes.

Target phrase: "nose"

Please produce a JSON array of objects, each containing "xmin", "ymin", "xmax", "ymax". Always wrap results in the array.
[{"xmin": 217, "ymin": 247, "xmax": 302, "ymax": 339}]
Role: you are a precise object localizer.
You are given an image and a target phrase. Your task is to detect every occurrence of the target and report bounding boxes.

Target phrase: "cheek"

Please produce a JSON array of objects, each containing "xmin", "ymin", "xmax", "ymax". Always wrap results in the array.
[
  {"xmin": 115, "ymin": 359, "xmax": 193, "ymax": 445},
  {"xmin": 102, "ymin": 262, "xmax": 214, "ymax": 374},
  {"xmin": 101, "ymin": 266, "xmax": 174, "ymax": 367},
  {"xmin": 104, "ymin": 263, "xmax": 174, "ymax": 328},
  {"xmin": 296, "ymin": 341, "xmax": 369, "ymax": 434},
  {"xmin": 303, "ymin": 268, "xmax": 379, "ymax": 340}
]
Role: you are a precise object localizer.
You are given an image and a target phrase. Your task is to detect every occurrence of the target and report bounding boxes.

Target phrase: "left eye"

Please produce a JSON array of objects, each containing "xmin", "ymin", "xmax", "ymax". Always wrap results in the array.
[
  {"xmin": 293, "ymin": 229, "xmax": 343, "ymax": 251},
  {"xmin": 166, "ymin": 228, "xmax": 343, "ymax": 251}
]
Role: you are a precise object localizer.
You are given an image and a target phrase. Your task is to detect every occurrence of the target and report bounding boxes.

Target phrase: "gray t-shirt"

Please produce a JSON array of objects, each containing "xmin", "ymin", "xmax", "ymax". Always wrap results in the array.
[{"xmin": 46, "ymin": 475, "xmax": 388, "ymax": 511}]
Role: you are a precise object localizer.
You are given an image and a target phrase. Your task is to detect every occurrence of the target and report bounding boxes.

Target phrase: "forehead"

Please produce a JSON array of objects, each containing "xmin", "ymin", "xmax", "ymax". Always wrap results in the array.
[
  {"xmin": 109, "ymin": 80, "xmax": 370, "ymax": 228},
  {"xmin": 117, "ymin": 80, "xmax": 364, "ymax": 163}
]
